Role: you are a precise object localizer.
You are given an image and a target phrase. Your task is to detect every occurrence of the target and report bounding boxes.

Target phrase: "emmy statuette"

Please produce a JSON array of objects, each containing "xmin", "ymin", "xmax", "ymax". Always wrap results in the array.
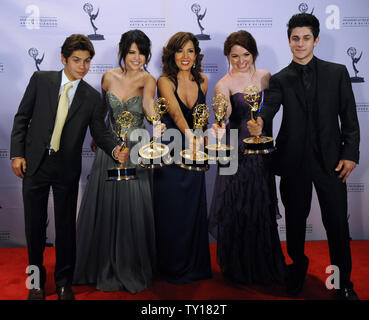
[
  {"xmin": 206, "ymin": 93, "xmax": 234, "ymax": 162},
  {"xmin": 139, "ymin": 97, "xmax": 171, "ymax": 168},
  {"xmin": 180, "ymin": 104, "xmax": 210, "ymax": 171},
  {"xmin": 107, "ymin": 111, "xmax": 136, "ymax": 181},
  {"xmin": 243, "ymin": 86, "xmax": 274, "ymax": 155}
]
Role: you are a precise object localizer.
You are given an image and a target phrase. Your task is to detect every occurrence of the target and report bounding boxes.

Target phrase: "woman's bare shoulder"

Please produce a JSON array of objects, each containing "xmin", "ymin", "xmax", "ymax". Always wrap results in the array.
[
  {"xmin": 215, "ymin": 73, "xmax": 233, "ymax": 92},
  {"xmin": 257, "ymin": 68, "xmax": 271, "ymax": 78},
  {"xmin": 142, "ymin": 70, "xmax": 156, "ymax": 84},
  {"xmin": 157, "ymin": 75, "xmax": 175, "ymax": 91}
]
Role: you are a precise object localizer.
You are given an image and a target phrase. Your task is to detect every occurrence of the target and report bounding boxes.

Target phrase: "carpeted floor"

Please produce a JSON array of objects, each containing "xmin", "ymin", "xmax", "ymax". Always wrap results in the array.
[{"xmin": 0, "ymin": 241, "xmax": 368, "ymax": 300}]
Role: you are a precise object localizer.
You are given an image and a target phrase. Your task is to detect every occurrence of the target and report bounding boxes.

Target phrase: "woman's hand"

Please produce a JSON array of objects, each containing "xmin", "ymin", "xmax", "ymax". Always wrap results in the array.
[
  {"xmin": 247, "ymin": 117, "xmax": 264, "ymax": 136},
  {"xmin": 188, "ymin": 134, "xmax": 204, "ymax": 153},
  {"xmin": 211, "ymin": 122, "xmax": 226, "ymax": 141},
  {"xmin": 153, "ymin": 121, "xmax": 166, "ymax": 139},
  {"xmin": 113, "ymin": 146, "xmax": 130, "ymax": 164}
]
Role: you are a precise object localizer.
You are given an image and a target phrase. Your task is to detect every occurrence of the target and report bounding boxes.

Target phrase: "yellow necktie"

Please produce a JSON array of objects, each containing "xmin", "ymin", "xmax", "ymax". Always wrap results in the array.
[{"xmin": 50, "ymin": 82, "xmax": 73, "ymax": 152}]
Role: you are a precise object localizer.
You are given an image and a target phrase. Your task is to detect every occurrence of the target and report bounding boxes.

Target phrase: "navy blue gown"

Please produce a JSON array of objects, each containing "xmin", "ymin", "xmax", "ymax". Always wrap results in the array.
[
  {"xmin": 208, "ymin": 92, "xmax": 287, "ymax": 285},
  {"xmin": 153, "ymin": 79, "xmax": 212, "ymax": 284}
]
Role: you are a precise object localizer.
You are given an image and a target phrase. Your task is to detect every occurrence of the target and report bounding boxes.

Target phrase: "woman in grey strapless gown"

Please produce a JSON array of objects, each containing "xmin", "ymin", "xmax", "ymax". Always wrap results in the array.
[
  {"xmin": 73, "ymin": 94, "xmax": 156, "ymax": 293},
  {"xmin": 73, "ymin": 30, "xmax": 161, "ymax": 294}
]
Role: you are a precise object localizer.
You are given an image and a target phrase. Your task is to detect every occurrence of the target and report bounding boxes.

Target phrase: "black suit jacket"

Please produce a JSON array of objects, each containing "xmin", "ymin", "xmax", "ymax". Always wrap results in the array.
[
  {"xmin": 10, "ymin": 70, "xmax": 115, "ymax": 178},
  {"xmin": 260, "ymin": 57, "xmax": 360, "ymax": 176}
]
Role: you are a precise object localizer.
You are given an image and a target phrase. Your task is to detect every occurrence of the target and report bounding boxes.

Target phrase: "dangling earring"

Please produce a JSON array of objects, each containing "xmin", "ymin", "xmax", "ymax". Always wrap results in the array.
[{"xmin": 192, "ymin": 62, "xmax": 196, "ymax": 69}]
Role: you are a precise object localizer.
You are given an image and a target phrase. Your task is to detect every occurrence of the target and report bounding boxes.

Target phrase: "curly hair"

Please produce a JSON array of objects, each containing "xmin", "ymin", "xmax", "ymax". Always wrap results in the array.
[{"xmin": 161, "ymin": 32, "xmax": 204, "ymax": 84}]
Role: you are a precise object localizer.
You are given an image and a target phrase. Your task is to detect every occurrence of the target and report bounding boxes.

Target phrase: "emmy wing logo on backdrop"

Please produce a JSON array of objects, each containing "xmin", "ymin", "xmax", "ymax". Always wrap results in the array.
[
  {"xmin": 83, "ymin": 3, "xmax": 105, "ymax": 40},
  {"xmin": 191, "ymin": 3, "xmax": 211, "ymax": 40},
  {"xmin": 28, "ymin": 48, "xmax": 44, "ymax": 71},
  {"xmin": 347, "ymin": 47, "xmax": 365, "ymax": 83},
  {"xmin": 298, "ymin": 2, "xmax": 314, "ymax": 14}
]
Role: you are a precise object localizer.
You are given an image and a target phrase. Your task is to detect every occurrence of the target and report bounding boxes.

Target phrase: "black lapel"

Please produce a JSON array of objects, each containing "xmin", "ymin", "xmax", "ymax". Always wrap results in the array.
[
  {"xmin": 48, "ymin": 70, "xmax": 62, "ymax": 117},
  {"xmin": 65, "ymin": 79, "xmax": 87, "ymax": 123},
  {"xmin": 286, "ymin": 62, "xmax": 307, "ymax": 111}
]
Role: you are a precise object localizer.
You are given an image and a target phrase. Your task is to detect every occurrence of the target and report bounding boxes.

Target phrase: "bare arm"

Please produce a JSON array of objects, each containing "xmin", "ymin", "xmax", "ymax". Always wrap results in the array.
[
  {"xmin": 210, "ymin": 79, "xmax": 231, "ymax": 139},
  {"xmin": 142, "ymin": 73, "xmax": 166, "ymax": 137},
  {"xmin": 101, "ymin": 71, "xmax": 112, "ymax": 118},
  {"xmin": 260, "ymin": 71, "xmax": 271, "ymax": 90},
  {"xmin": 214, "ymin": 79, "xmax": 232, "ymax": 121},
  {"xmin": 141, "ymin": 73, "xmax": 157, "ymax": 119}
]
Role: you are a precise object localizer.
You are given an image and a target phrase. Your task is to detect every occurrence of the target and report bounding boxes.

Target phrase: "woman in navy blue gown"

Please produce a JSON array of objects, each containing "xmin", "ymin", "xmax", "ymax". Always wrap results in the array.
[
  {"xmin": 209, "ymin": 30, "xmax": 286, "ymax": 285},
  {"xmin": 153, "ymin": 32, "xmax": 212, "ymax": 284}
]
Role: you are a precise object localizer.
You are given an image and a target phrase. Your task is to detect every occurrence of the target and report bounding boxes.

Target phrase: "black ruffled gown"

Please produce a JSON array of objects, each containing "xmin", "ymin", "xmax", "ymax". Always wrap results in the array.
[{"xmin": 208, "ymin": 92, "xmax": 287, "ymax": 285}]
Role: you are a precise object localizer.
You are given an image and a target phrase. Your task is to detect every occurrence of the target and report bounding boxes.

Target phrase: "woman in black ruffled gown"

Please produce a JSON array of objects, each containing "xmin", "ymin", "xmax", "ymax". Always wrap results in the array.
[{"xmin": 209, "ymin": 30, "xmax": 287, "ymax": 285}]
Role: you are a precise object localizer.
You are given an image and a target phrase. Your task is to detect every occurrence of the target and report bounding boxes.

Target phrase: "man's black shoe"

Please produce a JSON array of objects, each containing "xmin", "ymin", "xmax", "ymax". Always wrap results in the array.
[
  {"xmin": 56, "ymin": 286, "xmax": 75, "ymax": 300},
  {"xmin": 336, "ymin": 287, "xmax": 359, "ymax": 300},
  {"xmin": 28, "ymin": 288, "xmax": 45, "ymax": 300},
  {"xmin": 286, "ymin": 258, "xmax": 309, "ymax": 296}
]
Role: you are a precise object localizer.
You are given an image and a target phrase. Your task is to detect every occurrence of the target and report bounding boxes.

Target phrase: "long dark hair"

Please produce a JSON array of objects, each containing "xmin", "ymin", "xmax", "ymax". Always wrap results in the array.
[
  {"xmin": 118, "ymin": 29, "xmax": 152, "ymax": 71},
  {"xmin": 161, "ymin": 32, "xmax": 204, "ymax": 83}
]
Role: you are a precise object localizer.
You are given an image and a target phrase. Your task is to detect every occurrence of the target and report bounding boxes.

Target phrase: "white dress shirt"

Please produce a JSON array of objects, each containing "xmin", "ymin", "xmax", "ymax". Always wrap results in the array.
[{"xmin": 59, "ymin": 70, "xmax": 81, "ymax": 108}]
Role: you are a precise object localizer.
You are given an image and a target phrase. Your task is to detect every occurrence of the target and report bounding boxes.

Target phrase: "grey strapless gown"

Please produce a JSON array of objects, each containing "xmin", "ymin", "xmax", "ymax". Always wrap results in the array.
[{"xmin": 73, "ymin": 93, "xmax": 156, "ymax": 293}]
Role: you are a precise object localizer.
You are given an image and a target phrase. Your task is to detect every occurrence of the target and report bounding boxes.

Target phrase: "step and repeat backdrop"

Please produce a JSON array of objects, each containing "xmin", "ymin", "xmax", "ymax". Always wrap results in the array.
[{"xmin": 0, "ymin": 0, "xmax": 368, "ymax": 246}]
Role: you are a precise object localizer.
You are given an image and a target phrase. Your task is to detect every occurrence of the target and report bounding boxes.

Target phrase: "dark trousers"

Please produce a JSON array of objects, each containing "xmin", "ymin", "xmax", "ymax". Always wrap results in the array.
[
  {"xmin": 279, "ymin": 150, "xmax": 353, "ymax": 288},
  {"xmin": 22, "ymin": 151, "xmax": 79, "ymax": 288}
]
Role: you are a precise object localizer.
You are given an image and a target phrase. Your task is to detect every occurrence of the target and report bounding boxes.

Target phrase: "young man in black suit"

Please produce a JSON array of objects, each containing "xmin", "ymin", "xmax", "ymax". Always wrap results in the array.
[
  {"xmin": 248, "ymin": 14, "xmax": 360, "ymax": 300},
  {"xmin": 10, "ymin": 34, "xmax": 129, "ymax": 300}
]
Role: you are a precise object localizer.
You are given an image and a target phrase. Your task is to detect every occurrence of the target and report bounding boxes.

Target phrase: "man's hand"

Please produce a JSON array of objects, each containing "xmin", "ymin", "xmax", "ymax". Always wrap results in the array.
[
  {"xmin": 335, "ymin": 160, "xmax": 357, "ymax": 183},
  {"xmin": 247, "ymin": 117, "xmax": 264, "ymax": 136},
  {"xmin": 113, "ymin": 146, "xmax": 130, "ymax": 164},
  {"xmin": 11, "ymin": 158, "xmax": 27, "ymax": 179},
  {"xmin": 211, "ymin": 122, "xmax": 226, "ymax": 141},
  {"xmin": 90, "ymin": 139, "xmax": 97, "ymax": 152}
]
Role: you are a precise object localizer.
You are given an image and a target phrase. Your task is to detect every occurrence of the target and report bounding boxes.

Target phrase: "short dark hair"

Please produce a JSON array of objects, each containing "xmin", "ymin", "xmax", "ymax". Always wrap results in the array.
[
  {"xmin": 223, "ymin": 30, "xmax": 258, "ymax": 62},
  {"xmin": 161, "ymin": 31, "xmax": 204, "ymax": 84},
  {"xmin": 287, "ymin": 13, "xmax": 320, "ymax": 39},
  {"xmin": 118, "ymin": 29, "xmax": 152, "ymax": 71},
  {"xmin": 61, "ymin": 34, "xmax": 95, "ymax": 61}
]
